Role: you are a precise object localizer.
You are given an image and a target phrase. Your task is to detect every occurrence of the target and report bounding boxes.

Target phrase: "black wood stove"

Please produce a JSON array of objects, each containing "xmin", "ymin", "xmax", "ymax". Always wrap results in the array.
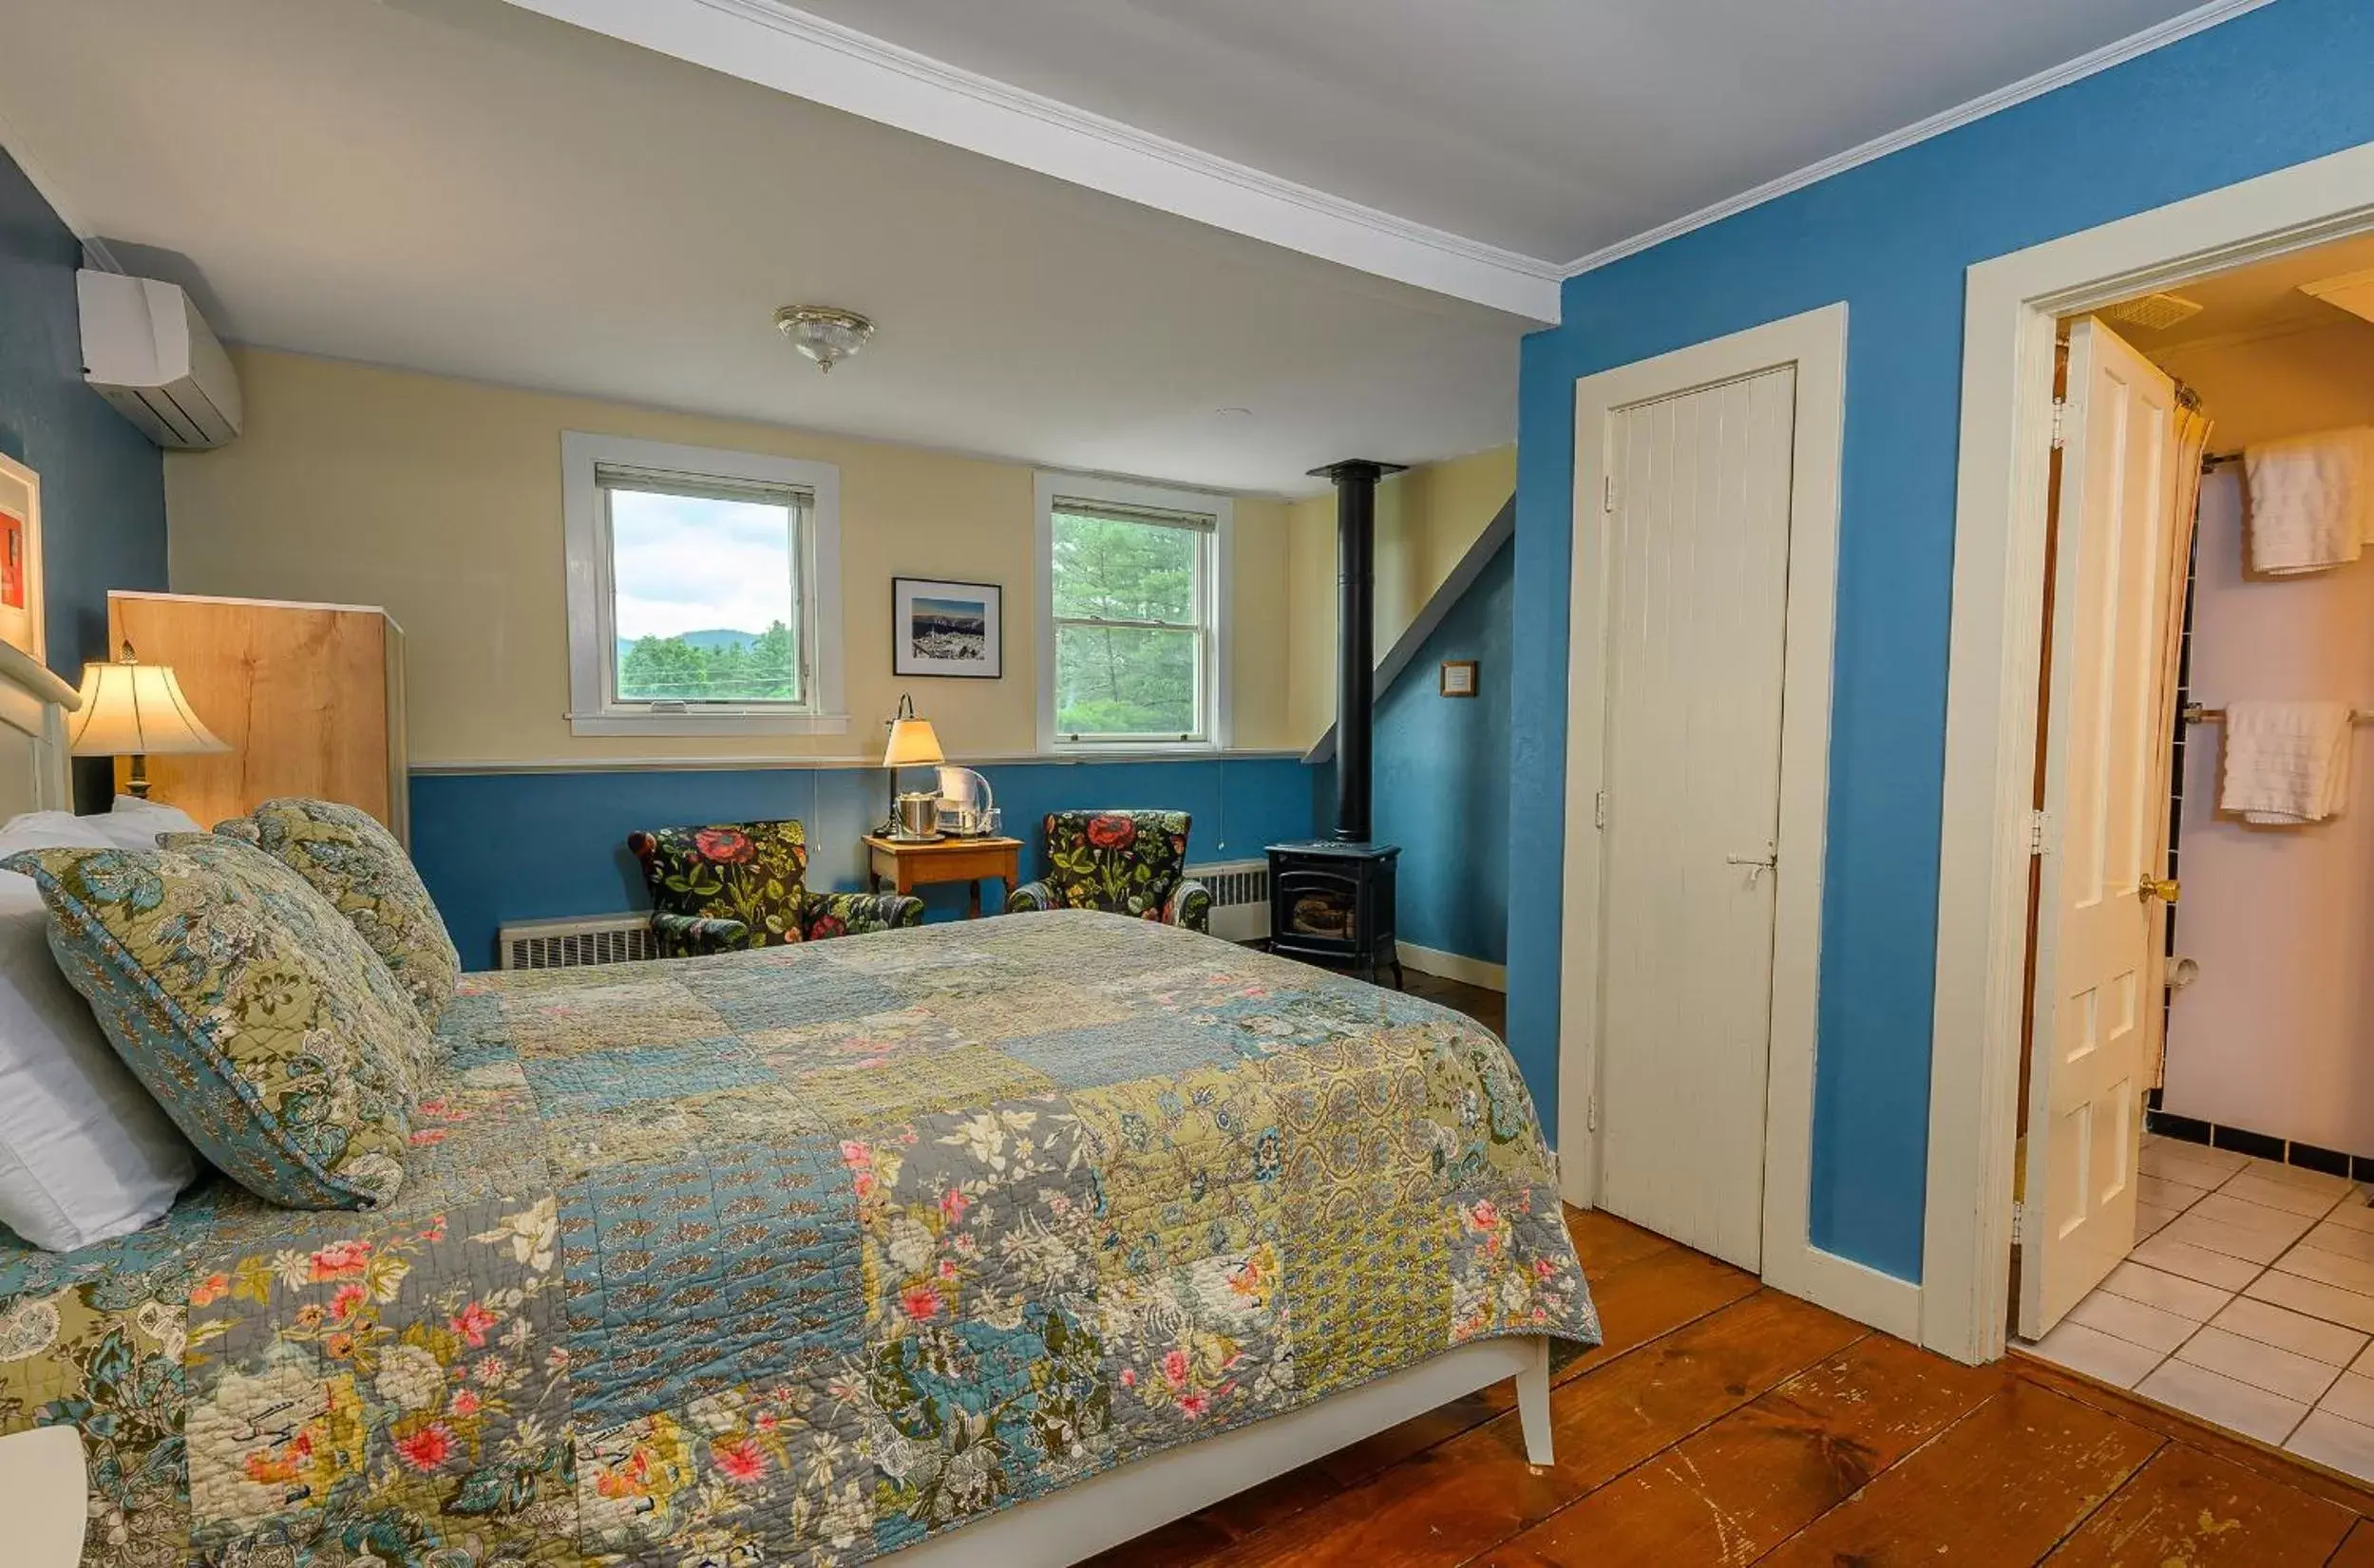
[{"xmin": 1268, "ymin": 458, "xmax": 1406, "ymax": 988}]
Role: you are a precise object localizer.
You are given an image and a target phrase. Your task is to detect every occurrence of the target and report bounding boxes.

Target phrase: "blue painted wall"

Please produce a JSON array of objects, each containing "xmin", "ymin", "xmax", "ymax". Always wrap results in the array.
[
  {"xmin": 0, "ymin": 147, "xmax": 167, "ymax": 683},
  {"xmin": 1510, "ymin": 0, "xmax": 2374, "ymax": 1283},
  {"xmin": 1374, "ymin": 536, "xmax": 1511, "ymax": 964},
  {"xmin": 412, "ymin": 755, "xmax": 1313, "ymax": 968}
]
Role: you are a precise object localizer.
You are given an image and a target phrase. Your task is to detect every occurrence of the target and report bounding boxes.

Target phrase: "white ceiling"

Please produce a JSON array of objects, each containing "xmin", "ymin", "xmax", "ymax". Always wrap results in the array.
[
  {"xmin": 0, "ymin": 0, "xmax": 2255, "ymax": 496},
  {"xmin": 2109, "ymin": 231, "xmax": 2374, "ymax": 350},
  {"xmin": 779, "ymin": 0, "xmax": 2219, "ymax": 263},
  {"xmin": 0, "ymin": 0, "xmax": 1528, "ymax": 496}
]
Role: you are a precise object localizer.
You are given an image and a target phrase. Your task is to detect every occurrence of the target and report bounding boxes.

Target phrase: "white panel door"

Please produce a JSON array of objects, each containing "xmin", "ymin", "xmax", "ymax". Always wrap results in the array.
[
  {"xmin": 2019, "ymin": 318, "xmax": 2180, "ymax": 1340},
  {"xmin": 1596, "ymin": 367, "xmax": 1795, "ymax": 1271}
]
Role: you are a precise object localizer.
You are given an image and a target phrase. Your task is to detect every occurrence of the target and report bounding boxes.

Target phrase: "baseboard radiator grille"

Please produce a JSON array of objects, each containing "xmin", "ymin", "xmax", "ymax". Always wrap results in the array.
[
  {"xmin": 1186, "ymin": 859, "xmax": 1270, "ymax": 942},
  {"xmin": 499, "ymin": 913, "xmax": 657, "ymax": 971},
  {"xmin": 499, "ymin": 864, "xmax": 1267, "ymax": 969}
]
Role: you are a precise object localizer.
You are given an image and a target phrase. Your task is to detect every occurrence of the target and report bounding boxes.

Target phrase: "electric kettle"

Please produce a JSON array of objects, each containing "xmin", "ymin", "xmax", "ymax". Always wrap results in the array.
[{"xmin": 935, "ymin": 765, "xmax": 999, "ymax": 837}]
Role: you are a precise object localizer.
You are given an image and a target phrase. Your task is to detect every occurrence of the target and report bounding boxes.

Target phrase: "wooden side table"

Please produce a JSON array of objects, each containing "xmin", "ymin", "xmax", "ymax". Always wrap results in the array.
[{"xmin": 864, "ymin": 835, "xmax": 1023, "ymax": 919}]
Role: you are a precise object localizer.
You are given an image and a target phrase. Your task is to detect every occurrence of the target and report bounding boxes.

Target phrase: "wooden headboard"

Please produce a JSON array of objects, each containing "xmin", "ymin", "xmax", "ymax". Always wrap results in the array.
[{"xmin": 0, "ymin": 641, "xmax": 80, "ymax": 820}]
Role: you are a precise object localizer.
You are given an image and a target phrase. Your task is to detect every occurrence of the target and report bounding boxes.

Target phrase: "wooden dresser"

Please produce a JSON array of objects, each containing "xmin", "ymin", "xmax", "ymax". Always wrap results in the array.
[{"xmin": 105, "ymin": 592, "xmax": 409, "ymax": 842}]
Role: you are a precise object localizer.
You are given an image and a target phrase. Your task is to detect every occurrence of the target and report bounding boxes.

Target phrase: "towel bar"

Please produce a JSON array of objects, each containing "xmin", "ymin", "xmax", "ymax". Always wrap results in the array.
[{"xmin": 2182, "ymin": 704, "xmax": 2370, "ymax": 725}]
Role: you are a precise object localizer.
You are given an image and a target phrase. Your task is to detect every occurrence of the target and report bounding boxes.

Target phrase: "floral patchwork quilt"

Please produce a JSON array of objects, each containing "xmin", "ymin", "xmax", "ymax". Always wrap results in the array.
[{"xmin": 0, "ymin": 911, "xmax": 1597, "ymax": 1566}]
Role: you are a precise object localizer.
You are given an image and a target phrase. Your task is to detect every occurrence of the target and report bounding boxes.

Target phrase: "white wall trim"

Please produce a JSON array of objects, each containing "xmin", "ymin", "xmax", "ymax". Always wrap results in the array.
[
  {"xmin": 560, "ymin": 430, "xmax": 844, "ymax": 739},
  {"xmin": 1779, "ymin": 1248, "xmax": 1924, "ymax": 1344},
  {"xmin": 1559, "ymin": 0, "xmax": 2274, "ymax": 278},
  {"xmin": 492, "ymin": 0, "xmax": 1563, "ymax": 322},
  {"xmin": 1927, "ymin": 140, "xmax": 2374, "ymax": 1367},
  {"xmin": 1397, "ymin": 941, "xmax": 1507, "ymax": 993},
  {"xmin": 408, "ymin": 748, "xmax": 1304, "ymax": 776},
  {"xmin": 1559, "ymin": 302, "xmax": 1852, "ymax": 1325}
]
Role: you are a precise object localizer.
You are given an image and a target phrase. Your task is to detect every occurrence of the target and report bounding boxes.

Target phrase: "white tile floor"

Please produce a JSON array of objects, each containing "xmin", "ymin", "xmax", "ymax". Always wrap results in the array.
[{"xmin": 2019, "ymin": 1133, "xmax": 2374, "ymax": 1478}]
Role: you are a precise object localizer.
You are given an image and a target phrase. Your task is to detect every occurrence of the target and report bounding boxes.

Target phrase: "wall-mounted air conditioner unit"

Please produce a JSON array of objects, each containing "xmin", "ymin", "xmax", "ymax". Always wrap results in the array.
[{"xmin": 77, "ymin": 271, "xmax": 243, "ymax": 449}]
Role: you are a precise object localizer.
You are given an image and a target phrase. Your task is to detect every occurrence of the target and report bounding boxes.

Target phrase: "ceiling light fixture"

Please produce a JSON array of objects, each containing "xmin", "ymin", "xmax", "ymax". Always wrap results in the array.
[{"xmin": 774, "ymin": 305, "xmax": 875, "ymax": 373}]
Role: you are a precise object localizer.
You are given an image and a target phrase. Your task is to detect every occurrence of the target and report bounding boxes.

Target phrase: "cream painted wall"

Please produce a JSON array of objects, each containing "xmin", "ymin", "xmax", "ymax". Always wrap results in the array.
[
  {"xmin": 164, "ymin": 350, "xmax": 1295, "ymax": 767},
  {"xmin": 1283, "ymin": 444, "xmax": 1515, "ymax": 747},
  {"xmin": 2151, "ymin": 318, "xmax": 2374, "ymax": 1149}
]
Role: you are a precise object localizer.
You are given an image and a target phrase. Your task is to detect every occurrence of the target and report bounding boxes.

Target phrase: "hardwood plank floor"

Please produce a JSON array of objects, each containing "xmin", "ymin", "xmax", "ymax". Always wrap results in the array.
[
  {"xmin": 1101, "ymin": 972, "xmax": 2374, "ymax": 1563},
  {"xmin": 1401, "ymin": 968, "xmax": 1505, "ymax": 1036},
  {"xmin": 1096, "ymin": 1203, "xmax": 2374, "ymax": 1565}
]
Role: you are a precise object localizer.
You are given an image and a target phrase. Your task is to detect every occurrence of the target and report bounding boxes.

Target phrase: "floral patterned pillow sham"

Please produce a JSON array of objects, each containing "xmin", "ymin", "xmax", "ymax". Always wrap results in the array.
[
  {"xmin": 216, "ymin": 797, "xmax": 462, "ymax": 1029},
  {"xmin": 4, "ymin": 837, "xmax": 422, "ymax": 1211}
]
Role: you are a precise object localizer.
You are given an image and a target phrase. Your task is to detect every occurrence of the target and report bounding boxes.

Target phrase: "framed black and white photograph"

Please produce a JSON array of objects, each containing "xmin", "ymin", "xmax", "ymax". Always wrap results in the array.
[{"xmin": 892, "ymin": 576, "xmax": 1002, "ymax": 678}]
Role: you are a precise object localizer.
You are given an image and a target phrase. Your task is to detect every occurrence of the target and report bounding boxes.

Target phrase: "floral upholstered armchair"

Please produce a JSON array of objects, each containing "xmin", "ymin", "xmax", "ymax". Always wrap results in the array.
[
  {"xmin": 627, "ymin": 819, "xmax": 922, "ymax": 956},
  {"xmin": 1007, "ymin": 810, "xmax": 1211, "ymax": 932}
]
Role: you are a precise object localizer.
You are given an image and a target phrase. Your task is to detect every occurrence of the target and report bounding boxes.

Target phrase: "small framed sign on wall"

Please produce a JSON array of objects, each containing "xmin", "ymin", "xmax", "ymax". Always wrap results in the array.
[
  {"xmin": 893, "ymin": 576, "xmax": 1002, "ymax": 678},
  {"xmin": 1439, "ymin": 658, "xmax": 1478, "ymax": 698},
  {"xmin": 0, "ymin": 455, "xmax": 43, "ymax": 664}
]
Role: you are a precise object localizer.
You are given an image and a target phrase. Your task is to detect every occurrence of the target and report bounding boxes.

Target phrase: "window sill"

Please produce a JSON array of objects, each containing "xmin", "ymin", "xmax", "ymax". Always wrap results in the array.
[
  {"xmin": 1045, "ymin": 739, "xmax": 1223, "ymax": 760},
  {"xmin": 567, "ymin": 711, "xmax": 851, "ymax": 738}
]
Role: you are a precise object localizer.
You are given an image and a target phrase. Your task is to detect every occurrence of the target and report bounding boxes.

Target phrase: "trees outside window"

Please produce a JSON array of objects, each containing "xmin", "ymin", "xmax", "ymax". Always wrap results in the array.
[{"xmin": 1048, "ymin": 501, "xmax": 1213, "ymax": 742}]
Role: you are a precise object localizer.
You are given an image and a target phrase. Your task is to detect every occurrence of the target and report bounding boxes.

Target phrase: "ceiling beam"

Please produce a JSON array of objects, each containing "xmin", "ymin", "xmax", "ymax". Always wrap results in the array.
[{"xmin": 494, "ymin": 0, "xmax": 1563, "ymax": 323}]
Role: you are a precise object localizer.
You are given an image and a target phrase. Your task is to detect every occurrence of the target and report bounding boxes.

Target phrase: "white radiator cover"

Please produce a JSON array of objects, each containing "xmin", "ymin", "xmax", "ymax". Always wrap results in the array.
[
  {"xmin": 495, "ymin": 861, "xmax": 1268, "ymax": 972},
  {"xmin": 1187, "ymin": 859, "xmax": 1269, "ymax": 942},
  {"xmin": 497, "ymin": 913, "xmax": 657, "ymax": 970}
]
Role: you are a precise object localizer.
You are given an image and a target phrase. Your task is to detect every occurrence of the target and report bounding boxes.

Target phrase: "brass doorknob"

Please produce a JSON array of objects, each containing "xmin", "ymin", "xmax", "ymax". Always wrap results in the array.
[{"xmin": 2137, "ymin": 875, "xmax": 2180, "ymax": 903}]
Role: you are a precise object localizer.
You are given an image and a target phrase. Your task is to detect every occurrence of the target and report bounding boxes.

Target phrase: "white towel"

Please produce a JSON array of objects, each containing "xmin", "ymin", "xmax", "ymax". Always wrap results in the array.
[
  {"xmin": 2245, "ymin": 427, "xmax": 2374, "ymax": 576},
  {"xmin": 2219, "ymin": 700, "xmax": 2355, "ymax": 824}
]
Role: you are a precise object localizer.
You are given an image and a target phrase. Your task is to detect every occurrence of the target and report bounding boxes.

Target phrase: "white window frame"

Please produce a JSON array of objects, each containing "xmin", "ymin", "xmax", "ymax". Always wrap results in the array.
[
  {"xmin": 561, "ymin": 431, "xmax": 845, "ymax": 737},
  {"xmin": 1035, "ymin": 470, "xmax": 1232, "ymax": 755}
]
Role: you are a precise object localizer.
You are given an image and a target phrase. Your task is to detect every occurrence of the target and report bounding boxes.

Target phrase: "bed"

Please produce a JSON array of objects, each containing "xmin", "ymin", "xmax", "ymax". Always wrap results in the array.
[{"xmin": 0, "ymin": 650, "xmax": 1596, "ymax": 1567}]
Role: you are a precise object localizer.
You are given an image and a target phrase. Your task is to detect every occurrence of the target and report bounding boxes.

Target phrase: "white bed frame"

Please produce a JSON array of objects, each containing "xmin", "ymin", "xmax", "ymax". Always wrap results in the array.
[
  {"xmin": 896, "ymin": 1336, "xmax": 1553, "ymax": 1566},
  {"xmin": 0, "ymin": 640, "xmax": 89, "ymax": 1568},
  {"xmin": 0, "ymin": 638, "xmax": 79, "ymax": 819},
  {"xmin": 0, "ymin": 643, "xmax": 1555, "ymax": 1565}
]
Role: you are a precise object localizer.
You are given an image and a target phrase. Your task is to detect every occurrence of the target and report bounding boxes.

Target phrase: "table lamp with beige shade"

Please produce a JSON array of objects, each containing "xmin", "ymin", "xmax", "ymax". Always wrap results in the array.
[
  {"xmin": 67, "ymin": 642, "xmax": 230, "ymax": 800},
  {"xmin": 882, "ymin": 693, "xmax": 945, "ymax": 840}
]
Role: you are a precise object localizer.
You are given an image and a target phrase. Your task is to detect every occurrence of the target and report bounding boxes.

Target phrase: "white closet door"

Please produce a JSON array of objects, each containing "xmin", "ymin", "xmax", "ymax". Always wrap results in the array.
[
  {"xmin": 1596, "ymin": 366, "xmax": 1795, "ymax": 1271},
  {"xmin": 2019, "ymin": 317, "xmax": 2180, "ymax": 1340}
]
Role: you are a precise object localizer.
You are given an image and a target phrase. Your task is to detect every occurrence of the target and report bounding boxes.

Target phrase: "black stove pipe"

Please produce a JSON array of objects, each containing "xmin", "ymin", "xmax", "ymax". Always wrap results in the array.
[{"xmin": 1309, "ymin": 459, "xmax": 1405, "ymax": 843}]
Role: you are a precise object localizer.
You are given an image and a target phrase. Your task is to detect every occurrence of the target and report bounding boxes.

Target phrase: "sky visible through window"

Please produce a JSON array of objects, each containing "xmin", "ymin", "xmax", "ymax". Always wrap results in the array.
[{"xmin": 610, "ymin": 488, "xmax": 801, "ymax": 703}]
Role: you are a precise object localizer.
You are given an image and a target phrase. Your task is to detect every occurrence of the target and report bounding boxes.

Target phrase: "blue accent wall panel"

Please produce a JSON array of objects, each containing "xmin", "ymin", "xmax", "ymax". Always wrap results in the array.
[
  {"xmin": 1374, "ymin": 537, "xmax": 1511, "ymax": 964},
  {"xmin": 1510, "ymin": 0, "xmax": 2374, "ymax": 1282},
  {"xmin": 411, "ymin": 756, "xmax": 1313, "ymax": 968},
  {"xmin": 0, "ymin": 147, "xmax": 166, "ymax": 680}
]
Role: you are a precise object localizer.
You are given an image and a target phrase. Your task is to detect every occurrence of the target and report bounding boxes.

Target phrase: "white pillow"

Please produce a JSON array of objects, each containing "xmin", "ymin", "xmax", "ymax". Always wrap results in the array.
[
  {"xmin": 0, "ymin": 811, "xmax": 119, "ymax": 850},
  {"xmin": 0, "ymin": 817, "xmax": 198, "ymax": 1250},
  {"xmin": 101, "ymin": 795, "xmax": 203, "ymax": 849}
]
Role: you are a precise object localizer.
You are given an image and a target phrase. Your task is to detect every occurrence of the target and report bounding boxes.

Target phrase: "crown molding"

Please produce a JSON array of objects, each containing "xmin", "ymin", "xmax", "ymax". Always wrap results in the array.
[
  {"xmin": 493, "ymin": 0, "xmax": 1565, "ymax": 322},
  {"xmin": 503, "ymin": 0, "xmax": 2269, "ymax": 322},
  {"xmin": 1560, "ymin": 0, "xmax": 2275, "ymax": 278}
]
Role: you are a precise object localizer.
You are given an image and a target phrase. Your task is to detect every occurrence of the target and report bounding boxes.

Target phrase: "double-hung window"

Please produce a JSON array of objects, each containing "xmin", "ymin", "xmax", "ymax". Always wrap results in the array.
[
  {"xmin": 562, "ymin": 433, "xmax": 845, "ymax": 736},
  {"xmin": 1036, "ymin": 472, "xmax": 1230, "ymax": 750}
]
